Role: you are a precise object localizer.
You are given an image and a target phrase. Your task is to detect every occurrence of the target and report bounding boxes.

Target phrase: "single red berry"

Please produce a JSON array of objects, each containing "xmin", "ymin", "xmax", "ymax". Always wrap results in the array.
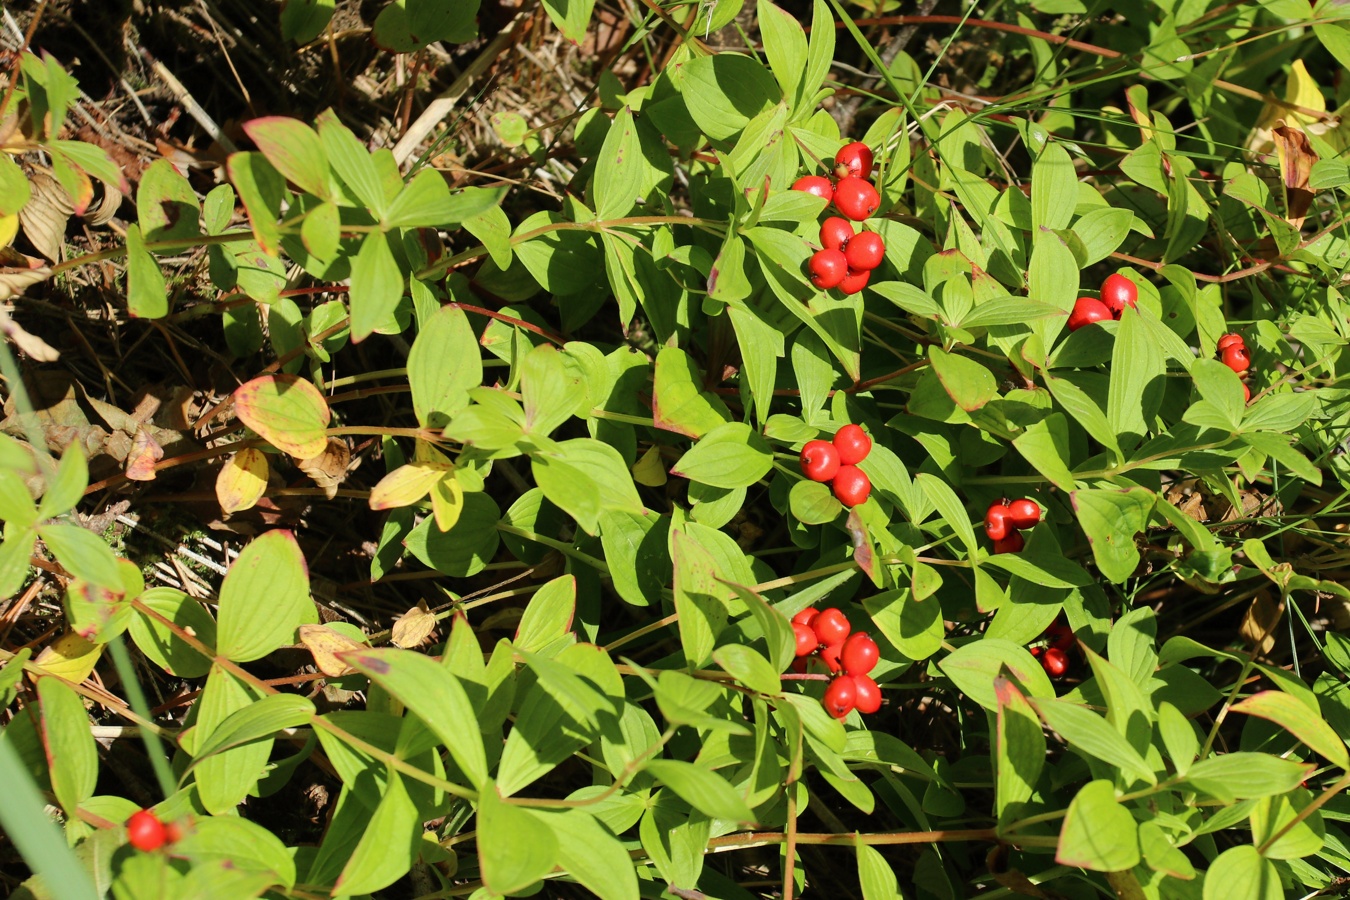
[
  {"xmin": 800, "ymin": 439, "xmax": 841, "ymax": 483},
  {"xmin": 841, "ymin": 632, "xmax": 880, "ymax": 677},
  {"xmin": 126, "ymin": 810, "xmax": 168, "ymax": 852},
  {"xmin": 791, "ymin": 607, "xmax": 819, "ymax": 627},
  {"xmin": 791, "ymin": 657, "xmax": 808, "ymax": 674},
  {"xmin": 1007, "ymin": 498, "xmax": 1041, "ymax": 530},
  {"xmin": 1242, "ymin": 382, "xmax": 1251, "ymax": 404},
  {"xmin": 823, "ymin": 675, "xmax": 857, "ymax": 719},
  {"xmin": 833, "ymin": 176, "xmax": 880, "ymax": 221},
  {"xmin": 1041, "ymin": 646, "xmax": 1069, "ymax": 677},
  {"xmin": 793, "ymin": 621, "xmax": 819, "ymax": 657},
  {"xmin": 844, "ymin": 231, "xmax": 885, "ymax": 271},
  {"xmin": 1217, "ymin": 333, "xmax": 1245, "ymax": 352},
  {"xmin": 984, "ymin": 503, "xmax": 1012, "ymax": 542},
  {"xmin": 820, "ymin": 216, "xmax": 854, "ymax": 251},
  {"xmin": 833, "ymin": 465, "xmax": 871, "ymax": 507},
  {"xmin": 812, "ymin": 608, "xmax": 851, "ymax": 646},
  {"xmin": 837, "ymin": 267, "xmax": 870, "ymax": 295},
  {"xmin": 852, "ymin": 674, "xmax": 882, "ymax": 714},
  {"xmin": 808, "ymin": 248, "xmax": 848, "ymax": 290},
  {"xmin": 792, "ymin": 175, "xmax": 834, "ymax": 203},
  {"xmin": 832, "ymin": 424, "xmax": 872, "ymax": 465},
  {"xmin": 1221, "ymin": 345, "xmax": 1251, "ymax": 375},
  {"xmin": 1067, "ymin": 296, "xmax": 1113, "ymax": 332},
  {"xmin": 1099, "ymin": 273, "xmax": 1138, "ymax": 317},
  {"xmin": 834, "ymin": 142, "xmax": 874, "ymax": 180},
  {"xmin": 820, "ymin": 640, "xmax": 845, "ymax": 674},
  {"xmin": 993, "ymin": 531, "xmax": 1025, "ymax": 554},
  {"xmin": 1044, "ymin": 621, "xmax": 1074, "ymax": 651}
]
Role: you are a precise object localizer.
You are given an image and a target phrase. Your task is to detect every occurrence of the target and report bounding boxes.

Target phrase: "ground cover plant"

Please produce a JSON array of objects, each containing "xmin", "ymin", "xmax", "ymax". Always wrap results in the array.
[{"xmin": 3, "ymin": 0, "xmax": 1350, "ymax": 896}]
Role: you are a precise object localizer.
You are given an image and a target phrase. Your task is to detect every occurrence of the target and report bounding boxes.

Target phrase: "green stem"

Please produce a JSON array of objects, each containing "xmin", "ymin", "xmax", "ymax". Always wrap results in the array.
[
  {"xmin": 106, "ymin": 637, "xmax": 178, "ymax": 801},
  {"xmin": 494, "ymin": 524, "xmax": 611, "ymax": 574}
]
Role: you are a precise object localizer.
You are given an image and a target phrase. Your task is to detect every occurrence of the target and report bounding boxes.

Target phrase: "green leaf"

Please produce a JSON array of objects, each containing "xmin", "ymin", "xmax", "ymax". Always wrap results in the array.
[
  {"xmin": 36, "ymin": 676, "xmax": 98, "ymax": 817},
  {"xmin": 515, "ymin": 575, "xmax": 576, "ymax": 653},
  {"xmin": 349, "ymin": 649, "xmax": 489, "ymax": 789},
  {"xmin": 242, "ymin": 117, "xmax": 331, "ymax": 200},
  {"xmin": 1031, "ymin": 143, "xmax": 1075, "ymax": 232},
  {"xmin": 0, "ymin": 470, "xmax": 37, "ymax": 527},
  {"xmin": 644, "ymin": 759, "xmax": 755, "ymax": 823},
  {"xmin": 232, "ymin": 374, "xmax": 332, "ymax": 459},
  {"xmin": 544, "ymin": 809, "xmax": 640, "ymax": 900},
  {"xmin": 191, "ymin": 665, "xmax": 271, "ymax": 814},
  {"xmin": 532, "ymin": 438, "xmax": 642, "ymax": 534},
  {"xmin": 385, "ymin": 172, "xmax": 500, "ymax": 228},
  {"xmin": 1071, "ymin": 488, "xmax": 1154, "ymax": 584},
  {"xmin": 798, "ymin": 0, "xmax": 836, "ymax": 113},
  {"xmin": 175, "ymin": 816, "xmax": 297, "ymax": 891},
  {"xmin": 1242, "ymin": 390, "xmax": 1317, "ymax": 433},
  {"xmin": 670, "ymin": 527, "xmax": 728, "ymax": 669},
  {"xmin": 855, "ymin": 841, "xmax": 903, "ymax": 900},
  {"xmin": 317, "ymin": 109, "xmax": 386, "ymax": 217},
  {"xmin": 539, "ymin": 0, "xmax": 595, "ymax": 42},
  {"xmin": 1107, "ymin": 308, "xmax": 1166, "ymax": 448},
  {"xmin": 1201, "ymin": 845, "xmax": 1282, "ymax": 900},
  {"xmin": 1054, "ymin": 779, "xmax": 1140, "ymax": 872},
  {"xmin": 1250, "ymin": 787, "xmax": 1325, "ymax": 860},
  {"xmin": 1183, "ymin": 752, "xmax": 1312, "ymax": 802},
  {"xmin": 187, "ymin": 693, "xmax": 315, "ymax": 769},
  {"xmin": 1106, "ymin": 605, "xmax": 1158, "ymax": 687},
  {"xmin": 1029, "ymin": 697, "xmax": 1156, "ymax": 785},
  {"xmin": 594, "ymin": 107, "xmax": 644, "ymax": 220},
  {"xmin": 349, "ymin": 231, "xmax": 405, "ymax": 343},
  {"xmin": 408, "ymin": 305, "xmax": 481, "ymax": 429},
  {"xmin": 0, "ymin": 153, "xmax": 32, "ymax": 216},
  {"xmin": 928, "ymin": 347, "xmax": 996, "ymax": 412},
  {"xmin": 137, "ymin": 159, "xmax": 201, "ymax": 242},
  {"xmin": 757, "ymin": 0, "xmax": 807, "ymax": 103},
  {"xmin": 37, "ymin": 524, "xmax": 122, "ymax": 589},
  {"xmin": 1045, "ymin": 373, "xmax": 1122, "ymax": 464},
  {"xmin": 672, "ymin": 55, "xmax": 781, "ymax": 142},
  {"xmin": 653, "ymin": 347, "xmax": 732, "ymax": 438},
  {"xmin": 335, "ymin": 771, "xmax": 420, "ymax": 895},
  {"xmin": 789, "ymin": 479, "xmax": 842, "ymax": 524},
  {"xmin": 938, "ymin": 638, "xmax": 1055, "ymax": 712},
  {"xmin": 522, "ymin": 344, "xmax": 582, "ymax": 438},
  {"xmin": 671, "ymin": 422, "xmax": 773, "ymax": 489},
  {"xmin": 37, "ymin": 442, "xmax": 87, "ymax": 519},
  {"xmin": 994, "ymin": 676, "xmax": 1044, "ymax": 820},
  {"xmin": 1072, "ymin": 207, "xmax": 1133, "ymax": 267},
  {"xmin": 1230, "ymin": 690, "xmax": 1350, "ymax": 770},
  {"xmin": 404, "ymin": 492, "xmax": 501, "ymax": 576},
  {"xmin": 722, "ymin": 580, "xmax": 796, "ymax": 673},
  {"xmin": 215, "ymin": 530, "xmax": 316, "ymax": 663},
  {"xmin": 479, "ymin": 781, "xmax": 560, "ymax": 894},
  {"xmin": 864, "ymin": 588, "xmax": 943, "ymax": 661},
  {"xmin": 712, "ymin": 644, "xmax": 779, "ymax": 696},
  {"xmin": 1011, "ymin": 414, "xmax": 1076, "ymax": 491},
  {"xmin": 916, "ymin": 473, "xmax": 979, "ymax": 556},
  {"xmin": 280, "ymin": 0, "xmax": 335, "ymax": 43},
  {"xmin": 125, "ymin": 224, "xmax": 168, "ymax": 319}
]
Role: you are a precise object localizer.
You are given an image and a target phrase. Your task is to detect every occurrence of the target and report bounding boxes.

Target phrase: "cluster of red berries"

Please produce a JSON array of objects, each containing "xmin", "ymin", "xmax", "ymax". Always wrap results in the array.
[
  {"xmin": 1067, "ymin": 273, "xmax": 1139, "ymax": 331},
  {"xmin": 790, "ymin": 607, "xmax": 882, "ymax": 719},
  {"xmin": 799, "ymin": 424, "xmax": 873, "ymax": 508},
  {"xmin": 1217, "ymin": 332, "xmax": 1253, "ymax": 404},
  {"xmin": 984, "ymin": 498, "xmax": 1040, "ymax": 554},
  {"xmin": 1030, "ymin": 620, "xmax": 1075, "ymax": 678},
  {"xmin": 126, "ymin": 809, "xmax": 178, "ymax": 852},
  {"xmin": 793, "ymin": 142, "xmax": 884, "ymax": 296}
]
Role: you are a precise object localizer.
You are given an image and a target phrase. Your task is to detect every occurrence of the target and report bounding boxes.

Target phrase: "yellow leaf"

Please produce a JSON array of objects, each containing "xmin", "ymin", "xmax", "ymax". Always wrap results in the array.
[
  {"xmin": 369, "ymin": 461, "xmax": 450, "ymax": 510},
  {"xmin": 390, "ymin": 599, "xmax": 438, "ymax": 649},
  {"xmin": 413, "ymin": 439, "xmax": 453, "ymax": 466},
  {"xmin": 34, "ymin": 633, "xmax": 102, "ymax": 683},
  {"xmin": 297, "ymin": 624, "xmax": 366, "ymax": 677},
  {"xmin": 429, "ymin": 472, "xmax": 464, "ymax": 532},
  {"xmin": 632, "ymin": 445, "xmax": 667, "ymax": 487},
  {"xmin": 216, "ymin": 448, "xmax": 270, "ymax": 514},
  {"xmin": 0, "ymin": 212, "xmax": 17, "ymax": 248}
]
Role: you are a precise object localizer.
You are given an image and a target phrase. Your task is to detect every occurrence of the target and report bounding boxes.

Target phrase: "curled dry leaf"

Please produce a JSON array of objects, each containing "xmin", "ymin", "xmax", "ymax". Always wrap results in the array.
[
  {"xmin": 0, "ymin": 306, "xmax": 59, "ymax": 361},
  {"xmin": 0, "ymin": 254, "xmax": 53, "ymax": 302},
  {"xmin": 297, "ymin": 437, "xmax": 351, "ymax": 499},
  {"xmin": 18, "ymin": 166, "xmax": 74, "ymax": 262},
  {"xmin": 297, "ymin": 624, "xmax": 365, "ymax": 677},
  {"xmin": 390, "ymin": 599, "xmax": 438, "ymax": 648},
  {"xmin": 1240, "ymin": 590, "xmax": 1284, "ymax": 657},
  {"xmin": 216, "ymin": 447, "xmax": 270, "ymax": 514},
  {"xmin": 125, "ymin": 427, "xmax": 164, "ymax": 481}
]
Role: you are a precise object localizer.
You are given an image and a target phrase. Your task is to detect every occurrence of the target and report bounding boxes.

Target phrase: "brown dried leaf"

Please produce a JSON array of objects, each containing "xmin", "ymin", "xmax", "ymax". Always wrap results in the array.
[
  {"xmin": 297, "ymin": 437, "xmax": 350, "ymax": 500},
  {"xmin": 0, "ymin": 257, "xmax": 53, "ymax": 301},
  {"xmin": 390, "ymin": 599, "xmax": 438, "ymax": 648},
  {"xmin": 298, "ymin": 624, "xmax": 365, "ymax": 677},
  {"xmin": 19, "ymin": 168, "xmax": 73, "ymax": 262},
  {"xmin": 1240, "ymin": 590, "xmax": 1284, "ymax": 657},
  {"xmin": 1272, "ymin": 125, "xmax": 1316, "ymax": 228},
  {"xmin": 125, "ymin": 427, "xmax": 164, "ymax": 481}
]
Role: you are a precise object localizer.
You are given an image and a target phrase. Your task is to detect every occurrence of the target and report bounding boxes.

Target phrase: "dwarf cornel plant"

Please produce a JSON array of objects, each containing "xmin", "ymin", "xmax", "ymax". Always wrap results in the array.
[{"xmin": 4, "ymin": 0, "xmax": 1350, "ymax": 896}]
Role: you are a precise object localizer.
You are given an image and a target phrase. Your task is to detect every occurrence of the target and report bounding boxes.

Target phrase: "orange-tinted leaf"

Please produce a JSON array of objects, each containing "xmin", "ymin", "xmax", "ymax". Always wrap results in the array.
[
  {"xmin": 241, "ymin": 117, "xmax": 331, "ymax": 200},
  {"xmin": 233, "ymin": 375, "xmax": 332, "ymax": 459},
  {"xmin": 298, "ymin": 623, "xmax": 365, "ymax": 677},
  {"xmin": 216, "ymin": 447, "xmax": 270, "ymax": 514},
  {"xmin": 124, "ymin": 427, "xmax": 164, "ymax": 481}
]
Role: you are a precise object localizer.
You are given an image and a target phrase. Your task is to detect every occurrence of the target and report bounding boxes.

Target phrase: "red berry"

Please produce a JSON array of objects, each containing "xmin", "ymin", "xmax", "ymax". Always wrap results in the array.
[
  {"xmin": 1044, "ymin": 621, "xmax": 1074, "ymax": 651},
  {"xmin": 800, "ymin": 440, "xmax": 841, "ymax": 483},
  {"xmin": 852, "ymin": 674, "xmax": 882, "ymax": 714},
  {"xmin": 808, "ymin": 248, "xmax": 848, "ymax": 290},
  {"xmin": 832, "ymin": 465, "xmax": 871, "ymax": 507},
  {"xmin": 793, "ymin": 621, "xmax": 819, "ymax": 657},
  {"xmin": 1067, "ymin": 296, "xmax": 1113, "ymax": 331},
  {"xmin": 833, "ymin": 176, "xmax": 880, "ymax": 221},
  {"xmin": 1041, "ymin": 646, "xmax": 1069, "ymax": 677},
  {"xmin": 834, "ymin": 142, "xmax": 874, "ymax": 180},
  {"xmin": 984, "ymin": 504, "xmax": 1012, "ymax": 542},
  {"xmin": 993, "ymin": 531, "xmax": 1025, "ymax": 554},
  {"xmin": 837, "ymin": 267, "xmax": 870, "ymax": 295},
  {"xmin": 1217, "ymin": 333, "xmax": 1245, "ymax": 352},
  {"xmin": 844, "ymin": 231, "xmax": 885, "ymax": 271},
  {"xmin": 820, "ymin": 640, "xmax": 844, "ymax": 673},
  {"xmin": 841, "ymin": 632, "xmax": 879, "ymax": 676},
  {"xmin": 792, "ymin": 175, "xmax": 834, "ymax": 203},
  {"xmin": 791, "ymin": 657, "xmax": 808, "ymax": 674},
  {"xmin": 126, "ymin": 810, "xmax": 168, "ymax": 852},
  {"xmin": 1242, "ymin": 382, "xmax": 1251, "ymax": 404},
  {"xmin": 791, "ymin": 607, "xmax": 819, "ymax": 627},
  {"xmin": 823, "ymin": 675, "xmax": 857, "ymax": 718},
  {"xmin": 820, "ymin": 216, "xmax": 854, "ymax": 251},
  {"xmin": 1221, "ymin": 345, "xmax": 1251, "ymax": 375},
  {"xmin": 832, "ymin": 424, "xmax": 872, "ymax": 465},
  {"xmin": 1099, "ymin": 273, "xmax": 1138, "ymax": 317},
  {"xmin": 813, "ymin": 608, "xmax": 851, "ymax": 646},
  {"xmin": 1007, "ymin": 498, "xmax": 1041, "ymax": 530}
]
